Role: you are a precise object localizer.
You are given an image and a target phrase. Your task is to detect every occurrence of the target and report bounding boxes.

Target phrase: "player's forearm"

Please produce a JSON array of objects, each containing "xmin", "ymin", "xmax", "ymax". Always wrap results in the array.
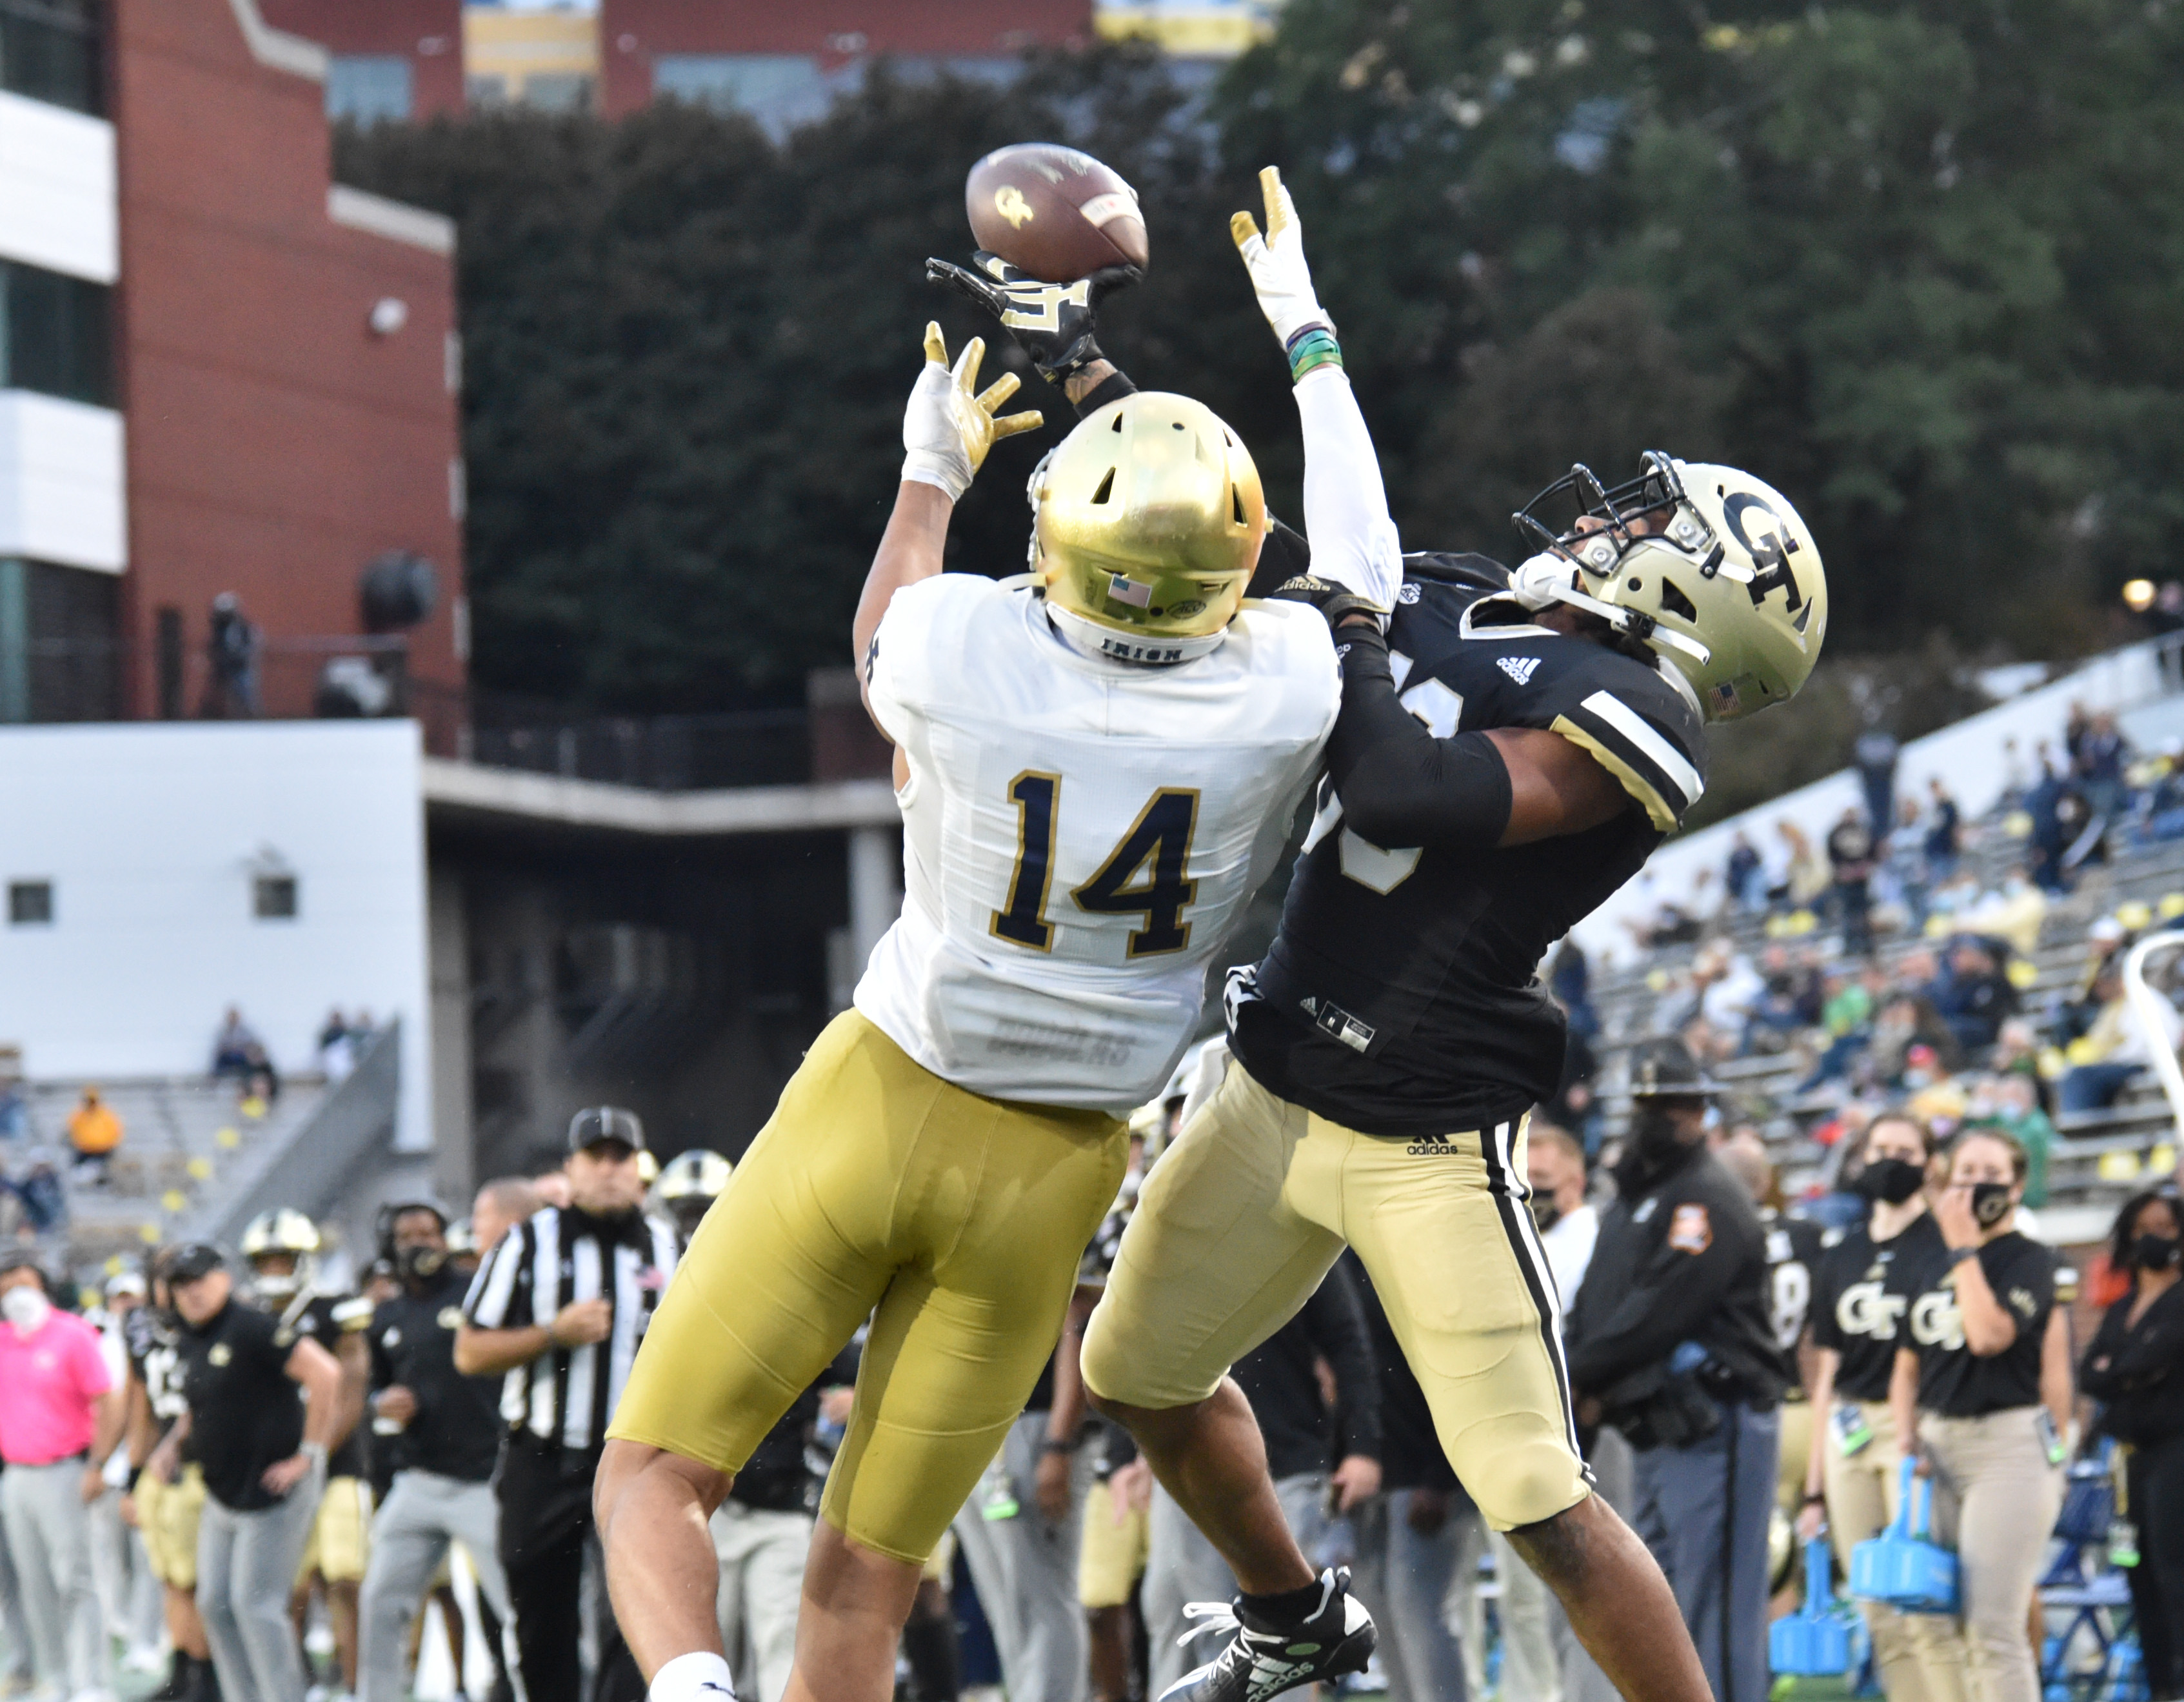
[
  {"xmin": 853, "ymin": 481, "xmax": 953, "ymax": 677},
  {"xmin": 1804, "ymin": 1352, "xmax": 1836, "ymax": 1496},
  {"xmin": 1327, "ymin": 626, "xmax": 1513, "ymax": 848},
  {"xmin": 455, "ymin": 1323, "xmax": 554, "ymax": 1376},
  {"xmin": 1295, "ymin": 368, "xmax": 1401, "ymax": 611},
  {"xmin": 91, "ymin": 1389, "xmax": 128, "ymax": 1467},
  {"xmin": 1064, "ymin": 359, "xmax": 1135, "ymax": 415}
]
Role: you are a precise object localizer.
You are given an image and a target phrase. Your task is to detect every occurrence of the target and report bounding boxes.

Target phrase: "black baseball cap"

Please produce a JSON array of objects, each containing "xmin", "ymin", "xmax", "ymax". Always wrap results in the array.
[
  {"xmin": 1625, "ymin": 1037, "xmax": 1723, "ymax": 1100},
  {"xmin": 568, "ymin": 1106, "xmax": 645, "ymax": 1154},
  {"xmin": 161, "ymin": 1243, "xmax": 226, "ymax": 1283}
]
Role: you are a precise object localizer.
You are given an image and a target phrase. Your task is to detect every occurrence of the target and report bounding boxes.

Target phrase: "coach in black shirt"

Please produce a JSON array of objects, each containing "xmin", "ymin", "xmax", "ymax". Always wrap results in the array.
[
  {"xmin": 357, "ymin": 1203, "xmax": 516, "ymax": 1702},
  {"xmin": 154, "ymin": 1244, "xmax": 341, "ymax": 1702},
  {"xmin": 458, "ymin": 1110, "xmax": 677, "ymax": 1702}
]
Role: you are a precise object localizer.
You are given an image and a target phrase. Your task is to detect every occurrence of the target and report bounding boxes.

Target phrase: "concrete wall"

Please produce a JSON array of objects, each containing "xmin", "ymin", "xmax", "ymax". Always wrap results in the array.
[{"xmin": 0, "ymin": 720, "xmax": 432, "ymax": 1148}]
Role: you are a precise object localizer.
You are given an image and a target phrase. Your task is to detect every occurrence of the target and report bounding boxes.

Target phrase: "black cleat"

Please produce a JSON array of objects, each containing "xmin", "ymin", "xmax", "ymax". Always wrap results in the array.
[{"xmin": 1159, "ymin": 1567, "xmax": 1377, "ymax": 1702}]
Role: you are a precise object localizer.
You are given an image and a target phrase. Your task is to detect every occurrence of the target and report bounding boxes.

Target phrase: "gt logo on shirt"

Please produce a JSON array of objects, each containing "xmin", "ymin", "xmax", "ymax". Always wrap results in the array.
[
  {"xmin": 1911, "ymin": 1288, "xmax": 1965, "ymax": 1352},
  {"xmin": 1667, "ymin": 1204, "xmax": 1712, "ymax": 1254},
  {"xmin": 1836, "ymin": 1279, "xmax": 1908, "ymax": 1341}
]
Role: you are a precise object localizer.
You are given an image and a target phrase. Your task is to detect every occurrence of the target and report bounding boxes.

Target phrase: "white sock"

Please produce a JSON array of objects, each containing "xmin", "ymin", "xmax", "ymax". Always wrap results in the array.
[{"xmin": 649, "ymin": 1652, "xmax": 736, "ymax": 1702}]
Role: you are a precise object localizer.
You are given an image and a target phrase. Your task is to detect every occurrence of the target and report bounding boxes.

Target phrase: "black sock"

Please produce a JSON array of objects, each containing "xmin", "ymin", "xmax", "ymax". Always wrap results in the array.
[
  {"xmin": 1240, "ymin": 1575, "xmax": 1327, "ymax": 1627},
  {"xmin": 901, "ymin": 1608, "xmax": 961, "ymax": 1702}
]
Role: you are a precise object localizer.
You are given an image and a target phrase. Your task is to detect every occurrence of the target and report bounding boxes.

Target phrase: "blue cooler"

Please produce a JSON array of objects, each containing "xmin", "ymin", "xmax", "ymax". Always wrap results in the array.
[
  {"xmin": 1772, "ymin": 1537, "xmax": 1856, "ymax": 1676},
  {"xmin": 1851, "ymin": 1459, "xmax": 1960, "ymax": 1615}
]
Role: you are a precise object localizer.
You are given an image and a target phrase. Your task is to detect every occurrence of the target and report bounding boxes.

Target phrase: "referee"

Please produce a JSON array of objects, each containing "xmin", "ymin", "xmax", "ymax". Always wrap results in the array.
[{"xmin": 457, "ymin": 1109, "xmax": 679, "ymax": 1702}]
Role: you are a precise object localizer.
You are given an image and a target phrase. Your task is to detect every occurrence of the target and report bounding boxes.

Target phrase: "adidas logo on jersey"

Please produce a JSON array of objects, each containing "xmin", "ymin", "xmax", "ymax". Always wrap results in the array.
[{"xmin": 1498, "ymin": 656, "xmax": 1541, "ymax": 685}]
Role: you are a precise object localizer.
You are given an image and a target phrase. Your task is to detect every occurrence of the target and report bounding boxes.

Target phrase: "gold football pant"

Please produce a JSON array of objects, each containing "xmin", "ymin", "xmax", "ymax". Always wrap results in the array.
[
  {"xmin": 1082, "ymin": 1056, "xmax": 1588, "ymax": 1532},
  {"xmin": 295, "ymin": 1475, "xmax": 372, "ymax": 1586},
  {"xmin": 137, "ymin": 1464, "xmax": 206, "ymax": 1590},
  {"xmin": 609, "ymin": 1009, "xmax": 1126, "ymax": 1565}
]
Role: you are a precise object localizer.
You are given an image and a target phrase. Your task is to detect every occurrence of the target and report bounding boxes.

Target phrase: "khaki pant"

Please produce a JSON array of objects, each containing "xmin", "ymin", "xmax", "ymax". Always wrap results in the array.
[
  {"xmin": 1084, "ymin": 1059, "xmax": 1586, "ymax": 1531},
  {"xmin": 1822, "ymin": 1403, "xmax": 1961, "ymax": 1702},
  {"xmin": 610, "ymin": 1009, "xmax": 1126, "ymax": 1564},
  {"xmin": 1918, "ymin": 1408, "xmax": 2063, "ymax": 1702}
]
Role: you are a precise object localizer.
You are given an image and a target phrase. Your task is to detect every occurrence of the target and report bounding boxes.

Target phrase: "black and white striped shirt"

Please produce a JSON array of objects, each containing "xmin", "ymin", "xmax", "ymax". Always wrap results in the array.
[{"xmin": 462, "ymin": 1205, "xmax": 679, "ymax": 1450}]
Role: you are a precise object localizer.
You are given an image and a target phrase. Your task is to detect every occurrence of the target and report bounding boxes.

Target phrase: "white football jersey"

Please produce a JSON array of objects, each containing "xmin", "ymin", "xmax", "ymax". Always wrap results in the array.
[{"xmin": 856, "ymin": 575, "xmax": 1340, "ymax": 1114}]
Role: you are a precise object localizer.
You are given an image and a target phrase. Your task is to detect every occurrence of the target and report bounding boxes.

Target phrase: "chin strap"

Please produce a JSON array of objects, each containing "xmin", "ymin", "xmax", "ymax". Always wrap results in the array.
[{"xmin": 1509, "ymin": 552, "xmax": 1712, "ymax": 666}]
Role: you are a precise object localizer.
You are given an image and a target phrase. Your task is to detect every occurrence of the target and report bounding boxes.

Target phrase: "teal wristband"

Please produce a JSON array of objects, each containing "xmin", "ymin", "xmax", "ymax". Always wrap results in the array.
[{"xmin": 1286, "ymin": 326, "xmax": 1342, "ymax": 382}]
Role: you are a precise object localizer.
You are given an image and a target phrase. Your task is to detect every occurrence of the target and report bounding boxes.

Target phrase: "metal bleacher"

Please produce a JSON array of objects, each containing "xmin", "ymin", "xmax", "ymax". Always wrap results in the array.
[{"xmin": 1581, "ymin": 825, "xmax": 2184, "ymax": 1243}]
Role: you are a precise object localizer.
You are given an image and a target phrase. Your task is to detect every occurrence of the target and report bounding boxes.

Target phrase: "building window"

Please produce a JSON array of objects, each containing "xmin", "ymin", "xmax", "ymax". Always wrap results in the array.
[
  {"xmin": 7, "ymin": 880, "xmax": 52, "ymax": 925},
  {"xmin": 253, "ymin": 875, "xmax": 299, "ymax": 921},
  {"xmin": 0, "ymin": 0, "xmax": 100, "ymax": 116},
  {"xmin": 652, "ymin": 54, "xmax": 853, "ymax": 134},
  {"xmin": 465, "ymin": 72, "xmax": 507, "ymax": 106},
  {"xmin": 327, "ymin": 54, "xmax": 413, "ymax": 124},
  {"xmin": 0, "ymin": 558, "xmax": 118, "ymax": 723},
  {"xmin": 0, "ymin": 261, "xmax": 113, "ymax": 407},
  {"xmin": 521, "ymin": 72, "xmax": 592, "ymax": 112}
]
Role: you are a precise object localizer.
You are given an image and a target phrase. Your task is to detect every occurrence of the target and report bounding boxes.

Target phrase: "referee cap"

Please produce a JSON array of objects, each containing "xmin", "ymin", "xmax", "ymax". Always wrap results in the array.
[
  {"xmin": 568, "ymin": 1106, "xmax": 646, "ymax": 1155},
  {"xmin": 1624, "ymin": 1037, "xmax": 1722, "ymax": 1099}
]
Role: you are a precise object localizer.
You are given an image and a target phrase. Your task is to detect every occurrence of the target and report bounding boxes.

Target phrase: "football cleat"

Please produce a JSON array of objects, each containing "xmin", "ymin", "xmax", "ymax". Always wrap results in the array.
[{"xmin": 1159, "ymin": 1567, "xmax": 1376, "ymax": 1702}]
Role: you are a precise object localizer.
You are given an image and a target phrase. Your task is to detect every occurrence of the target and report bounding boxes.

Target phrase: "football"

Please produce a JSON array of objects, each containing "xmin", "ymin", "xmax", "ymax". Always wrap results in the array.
[{"xmin": 965, "ymin": 143, "xmax": 1150, "ymax": 283}]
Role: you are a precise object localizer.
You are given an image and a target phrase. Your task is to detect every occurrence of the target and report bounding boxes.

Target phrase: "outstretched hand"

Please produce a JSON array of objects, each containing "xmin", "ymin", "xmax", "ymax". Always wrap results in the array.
[
  {"xmin": 900, "ymin": 322, "xmax": 1044, "ymax": 503},
  {"xmin": 926, "ymin": 252, "xmax": 1140, "ymax": 385},
  {"xmin": 1231, "ymin": 165, "xmax": 1332, "ymax": 349}
]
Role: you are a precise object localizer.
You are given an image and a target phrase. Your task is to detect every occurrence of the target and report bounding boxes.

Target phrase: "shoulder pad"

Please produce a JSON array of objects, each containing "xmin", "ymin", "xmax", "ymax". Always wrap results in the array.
[
  {"xmin": 1538, "ymin": 652, "xmax": 1707, "ymax": 832},
  {"xmin": 1402, "ymin": 551, "xmax": 1509, "ymax": 591}
]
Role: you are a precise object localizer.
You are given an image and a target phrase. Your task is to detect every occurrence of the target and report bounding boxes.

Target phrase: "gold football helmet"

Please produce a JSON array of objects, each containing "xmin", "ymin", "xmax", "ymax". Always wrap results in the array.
[
  {"xmin": 1514, "ymin": 452, "xmax": 1827, "ymax": 721},
  {"xmin": 1030, "ymin": 392, "xmax": 1267, "ymax": 665}
]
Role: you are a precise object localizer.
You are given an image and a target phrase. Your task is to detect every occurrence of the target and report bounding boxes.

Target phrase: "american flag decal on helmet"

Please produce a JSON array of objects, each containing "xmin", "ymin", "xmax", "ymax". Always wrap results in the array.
[{"xmin": 1107, "ymin": 574, "xmax": 1152, "ymax": 608}]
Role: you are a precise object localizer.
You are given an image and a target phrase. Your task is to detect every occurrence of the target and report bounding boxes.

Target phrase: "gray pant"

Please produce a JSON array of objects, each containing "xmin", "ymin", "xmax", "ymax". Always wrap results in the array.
[
  {"xmin": 708, "ymin": 1501, "xmax": 811, "ymax": 1702},
  {"xmin": 1353, "ymin": 1491, "xmax": 1471, "ymax": 1702},
  {"xmin": 1, "ymin": 1457, "xmax": 108, "ymax": 1696},
  {"xmin": 1143, "ymin": 1472, "xmax": 1328, "ymax": 1699},
  {"xmin": 1631, "ymin": 1401, "xmax": 1779, "ymax": 1702},
  {"xmin": 199, "ymin": 1468, "xmax": 326, "ymax": 1702},
  {"xmin": 357, "ymin": 1470, "xmax": 514, "ymax": 1702},
  {"xmin": 0, "ymin": 1495, "xmax": 41, "ymax": 1685},
  {"xmin": 952, "ymin": 1413, "xmax": 1093, "ymax": 1702},
  {"xmin": 89, "ymin": 1487, "xmax": 164, "ymax": 1656}
]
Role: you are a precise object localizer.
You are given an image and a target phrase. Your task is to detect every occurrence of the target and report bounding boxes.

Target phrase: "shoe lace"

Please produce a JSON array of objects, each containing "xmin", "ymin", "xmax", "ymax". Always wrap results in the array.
[{"xmin": 1177, "ymin": 1601, "xmax": 1244, "ymax": 1649}]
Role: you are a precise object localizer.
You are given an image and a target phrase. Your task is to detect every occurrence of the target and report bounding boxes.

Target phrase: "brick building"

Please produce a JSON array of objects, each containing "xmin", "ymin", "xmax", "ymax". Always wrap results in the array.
[{"xmin": 0, "ymin": 0, "xmax": 465, "ymax": 735}]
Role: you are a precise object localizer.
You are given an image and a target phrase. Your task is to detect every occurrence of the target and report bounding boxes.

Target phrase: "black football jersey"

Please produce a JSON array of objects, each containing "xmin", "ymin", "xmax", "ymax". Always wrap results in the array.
[
  {"xmin": 1762, "ymin": 1209, "xmax": 1829, "ymax": 1385},
  {"xmin": 1229, "ymin": 554, "xmax": 1708, "ymax": 1137},
  {"xmin": 279, "ymin": 1288, "xmax": 374, "ymax": 1479}
]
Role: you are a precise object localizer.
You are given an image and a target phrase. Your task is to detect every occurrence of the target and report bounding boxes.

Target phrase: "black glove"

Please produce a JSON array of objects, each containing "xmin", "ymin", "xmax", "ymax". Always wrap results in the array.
[
  {"xmin": 925, "ymin": 252, "xmax": 1142, "ymax": 386},
  {"xmin": 1267, "ymin": 574, "xmax": 1387, "ymax": 632}
]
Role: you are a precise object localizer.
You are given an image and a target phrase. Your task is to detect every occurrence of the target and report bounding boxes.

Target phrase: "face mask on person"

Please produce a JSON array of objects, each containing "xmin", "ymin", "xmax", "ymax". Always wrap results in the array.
[
  {"xmin": 1529, "ymin": 1194, "xmax": 1562, "ymax": 1234},
  {"xmin": 1971, "ymin": 1181, "xmax": 2015, "ymax": 1228},
  {"xmin": 396, "ymin": 1244, "xmax": 446, "ymax": 1285},
  {"xmin": 2132, "ymin": 1233, "xmax": 2181, "ymax": 1273},
  {"xmin": 2, "ymin": 1285, "xmax": 52, "ymax": 1334},
  {"xmin": 1856, "ymin": 1157, "xmax": 1926, "ymax": 1206},
  {"xmin": 1632, "ymin": 1105, "xmax": 1687, "ymax": 1158}
]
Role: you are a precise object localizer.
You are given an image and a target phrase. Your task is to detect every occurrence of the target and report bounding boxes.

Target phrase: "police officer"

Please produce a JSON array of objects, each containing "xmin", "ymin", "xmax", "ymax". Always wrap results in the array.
[
  {"xmin": 356, "ymin": 1201, "xmax": 515, "ymax": 1702},
  {"xmin": 1565, "ymin": 1041, "xmax": 1789, "ymax": 1702},
  {"xmin": 457, "ymin": 1109, "xmax": 677, "ymax": 1702}
]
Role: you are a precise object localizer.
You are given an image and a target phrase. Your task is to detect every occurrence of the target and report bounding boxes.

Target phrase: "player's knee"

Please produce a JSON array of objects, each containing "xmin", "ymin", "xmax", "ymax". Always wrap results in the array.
[
  {"xmin": 593, "ymin": 1437, "xmax": 731, "ymax": 1538},
  {"xmin": 1475, "ymin": 1445, "xmax": 1591, "ymax": 1537}
]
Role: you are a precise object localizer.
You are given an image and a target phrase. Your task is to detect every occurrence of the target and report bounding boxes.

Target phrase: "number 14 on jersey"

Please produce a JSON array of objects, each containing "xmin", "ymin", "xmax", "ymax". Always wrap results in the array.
[{"xmin": 991, "ymin": 772, "xmax": 1202, "ymax": 959}]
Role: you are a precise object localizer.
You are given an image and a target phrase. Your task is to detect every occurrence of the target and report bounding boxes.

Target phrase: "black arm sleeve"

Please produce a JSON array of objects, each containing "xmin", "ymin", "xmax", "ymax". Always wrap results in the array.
[
  {"xmin": 1300, "ymin": 1261, "xmax": 1384, "ymax": 1463},
  {"xmin": 1326, "ymin": 625, "xmax": 1513, "ymax": 850},
  {"xmin": 1246, "ymin": 519, "xmax": 1314, "ymax": 599}
]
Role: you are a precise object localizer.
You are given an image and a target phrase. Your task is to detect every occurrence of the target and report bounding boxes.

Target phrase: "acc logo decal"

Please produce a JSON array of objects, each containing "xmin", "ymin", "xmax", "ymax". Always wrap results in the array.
[
  {"xmin": 1398, "ymin": 582, "xmax": 1422, "ymax": 604},
  {"xmin": 209, "ymin": 1343, "xmax": 233, "ymax": 1367},
  {"xmin": 1667, "ymin": 1203, "xmax": 1712, "ymax": 1254},
  {"xmin": 994, "ymin": 185, "xmax": 1035, "ymax": 229}
]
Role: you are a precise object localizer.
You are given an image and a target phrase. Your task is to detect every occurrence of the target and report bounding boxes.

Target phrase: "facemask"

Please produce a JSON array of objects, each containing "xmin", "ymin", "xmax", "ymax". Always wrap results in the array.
[
  {"xmin": 2, "ymin": 1285, "xmax": 52, "ymax": 1334},
  {"xmin": 1529, "ymin": 1194, "xmax": 1563, "ymax": 1234},
  {"xmin": 397, "ymin": 1245, "xmax": 446, "ymax": 1285},
  {"xmin": 1856, "ymin": 1157, "xmax": 1926, "ymax": 1206},
  {"xmin": 1633, "ymin": 1105, "xmax": 1687, "ymax": 1158},
  {"xmin": 2132, "ymin": 1234, "xmax": 2181, "ymax": 1273},
  {"xmin": 1971, "ymin": 1181, "xmax": 2014, "ymax": 1228}
]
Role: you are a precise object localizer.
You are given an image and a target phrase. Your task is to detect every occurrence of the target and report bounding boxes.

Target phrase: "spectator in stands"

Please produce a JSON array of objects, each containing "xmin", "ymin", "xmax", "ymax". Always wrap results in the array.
[
  {"xmin": 1856, "ymin": 730, "xmax": 1901, "ymax": 846},
  {"xmin": 67, "ymin": 1086, "xmax": 123, "ymax": 1185},
  {"xmin": 1968, "ymin": 1075, "xmax": 2056, "ymax": 1208},
  {"xmin": 212, "ymin": 1009, "xmax": 260, "ymax": 1079},
  {"xmin": 1927, "ymin": 938, "xmax": 2018, "ymax": 1054},
  {"xmin": 2058, "ymin": 965, "xmax": 2181, "ymax": 1115},
  {"xmin": 2078, "ymin": 710, "xmax": 2129, "ymax": 822},
  {"xmin": 0, "ymin": 1250, "xmax": 124, "ymax": 1702},
  {"xmin": 1778, "ymin": 818, "xmax": 1832, "ymax": 913},
  {"xmin": 316, "ymin": 1013, "xmax": 355, "ymax": 1085},
  {"xmin": 1965, "ymin": 866, "xmax": 2047, "ymax": 959},
  {"xmin": 203, "ymin": 594, "xmax": 261, "ymax": 720},
  {"xmin": 1725, "ymin": 830, "xmax": 1765, "ymax": 912},
  {"xmin": 1888, "ymin": 1130, "xmax": 2069, "ymax": 1702},
  {"xmin": 2080, "ymin": 1188, "xmax": 2184, "ymax": 1702},
  {"xmin": 1887, "ymin": 798, "xmax": 1931, "ymax": 929},
  {"xmin": 1924, "ymin": 778, "xmax": 1962, "ymax": 883},
  {"xmin": 1551, "ymin": 939, "xmax": 1598, "ymax": 1039}
]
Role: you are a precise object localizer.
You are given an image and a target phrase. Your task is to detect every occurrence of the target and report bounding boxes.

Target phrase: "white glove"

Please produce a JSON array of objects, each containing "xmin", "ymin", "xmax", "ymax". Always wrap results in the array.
[
  {"xmin": 1231, "ymin": 166, "xmax": 1333, "ymax": 349},
  {"xmin": 1510, "ymin": 552, "xmax": 1578, "ymax": 611},
  {"xmin": 901, "ymin": 323, "xmax": 1043, "ymax": 503}
]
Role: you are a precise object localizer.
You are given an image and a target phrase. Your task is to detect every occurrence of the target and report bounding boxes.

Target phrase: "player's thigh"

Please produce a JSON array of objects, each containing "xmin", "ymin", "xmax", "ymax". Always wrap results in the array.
[
  {"xmin": 1347, "ymin": 1117, "xmax": 1587, "ymax": 1532},
  {"xmin": 609, "ymin": 1011, "xmax": 932, "ymax": 1472},
  {"xmin": 1083, "ymin": 1060, "xmax": 1342, "ymax": 1410},
  {"xmin": 821, "ymin": 1095, "xmax": 1124, "ymax": 1566}
]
